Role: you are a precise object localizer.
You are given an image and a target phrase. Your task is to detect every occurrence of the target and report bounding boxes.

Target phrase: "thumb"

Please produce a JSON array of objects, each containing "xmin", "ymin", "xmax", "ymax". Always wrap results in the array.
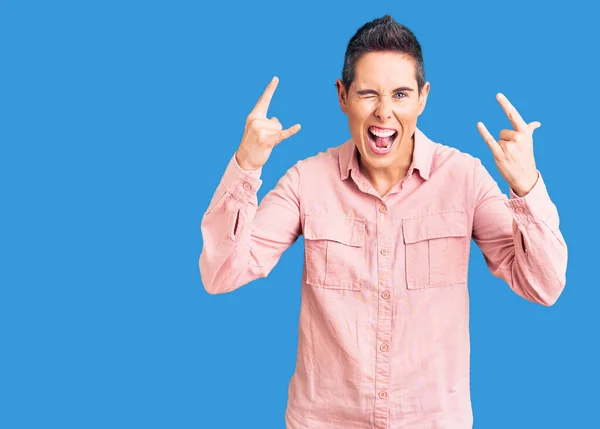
[{"xmin": 528, "ymin": 121, "xmax": 542, "ymax": 132}]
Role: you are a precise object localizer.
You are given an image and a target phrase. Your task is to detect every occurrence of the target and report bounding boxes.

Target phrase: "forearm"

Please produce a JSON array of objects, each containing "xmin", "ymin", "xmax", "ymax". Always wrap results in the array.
[
  {"xmin": 473, "ymin": 160, "xmax": 568, "ymax": 306},
  {"xmin": 199, "ymin": 155, "xmax": 302, "ymax": 294}
]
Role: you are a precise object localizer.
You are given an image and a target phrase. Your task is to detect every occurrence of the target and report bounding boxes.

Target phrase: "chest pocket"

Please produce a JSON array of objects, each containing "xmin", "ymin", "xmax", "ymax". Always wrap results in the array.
[
  {"xmin": 303, "ymin": 215, "xmax": 366, "ymax": 290},
  {"xmin": 402, "ymin": 210, "xmax": 469, "ymax": 289}
]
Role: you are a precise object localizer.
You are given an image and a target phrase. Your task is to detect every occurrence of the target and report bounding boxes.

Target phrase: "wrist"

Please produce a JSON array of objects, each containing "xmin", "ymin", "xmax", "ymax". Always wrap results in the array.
[
  {"xmin": 235, "ymin": 150, "xmax": 260, "ymax": 171},
  {"xmin": 511, "ymin": 171, "xmax": 539, "ymax": 197}
]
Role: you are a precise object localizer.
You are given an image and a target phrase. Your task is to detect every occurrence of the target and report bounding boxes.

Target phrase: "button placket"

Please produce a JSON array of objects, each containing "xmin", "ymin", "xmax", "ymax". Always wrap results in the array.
[{"xmin": 374, "ymin": 204, "xmax": 393, "ymax": 429}]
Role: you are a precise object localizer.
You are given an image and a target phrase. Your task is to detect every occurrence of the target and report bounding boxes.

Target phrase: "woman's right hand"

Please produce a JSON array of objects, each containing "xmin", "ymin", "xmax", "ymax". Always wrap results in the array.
[{"xmin": 235, "ymin": 77, "xmax": 301, "ymax": 170}]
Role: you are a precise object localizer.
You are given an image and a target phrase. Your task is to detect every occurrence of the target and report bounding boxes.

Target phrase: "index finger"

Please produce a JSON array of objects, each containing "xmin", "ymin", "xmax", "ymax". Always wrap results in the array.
[
  {"xmin": 497, "ymin": 93, "xmax": 528, "ymax": 132},
  {"xmin": 249, "ymin": 76, "xmax": 279, "ymax": 118}
]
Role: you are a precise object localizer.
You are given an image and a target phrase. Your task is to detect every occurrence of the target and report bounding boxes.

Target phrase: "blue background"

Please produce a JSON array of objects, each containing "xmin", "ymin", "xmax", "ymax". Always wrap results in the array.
[{"xmin": 1, "ymin": 0, "xmax": 597, "ymax": 428}]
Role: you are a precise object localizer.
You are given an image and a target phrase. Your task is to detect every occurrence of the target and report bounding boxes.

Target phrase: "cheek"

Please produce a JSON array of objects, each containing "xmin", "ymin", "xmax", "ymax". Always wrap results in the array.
[
  {"xmin": 348, "ymin": 105, "xmax": 372, "ymax": 124},
  {"xmin": 393, "ymin": 105, "xmax": 419, "ymax": 122}
]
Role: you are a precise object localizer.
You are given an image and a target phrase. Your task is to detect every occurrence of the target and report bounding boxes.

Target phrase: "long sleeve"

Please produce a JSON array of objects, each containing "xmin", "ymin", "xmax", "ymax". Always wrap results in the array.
[
  {"xmin": 471, "ymin": 158, "xmax": 568, "ymax": 306},
  {"xmin": 199, "ymin": 154, "xmax": 302, "ymax": 294}
]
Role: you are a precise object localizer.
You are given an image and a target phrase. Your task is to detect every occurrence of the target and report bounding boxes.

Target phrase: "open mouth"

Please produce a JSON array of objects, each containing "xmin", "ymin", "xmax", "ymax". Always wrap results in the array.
[{"xmin": 367, "ymin": 126, "xmax": 398, "ymax": 154}]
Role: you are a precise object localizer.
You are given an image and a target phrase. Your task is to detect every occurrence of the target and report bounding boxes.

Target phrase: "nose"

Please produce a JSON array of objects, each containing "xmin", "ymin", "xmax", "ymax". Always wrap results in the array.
[{"xmin": 374, "ymin": 97, "xmax": 392, "ymax": 121}]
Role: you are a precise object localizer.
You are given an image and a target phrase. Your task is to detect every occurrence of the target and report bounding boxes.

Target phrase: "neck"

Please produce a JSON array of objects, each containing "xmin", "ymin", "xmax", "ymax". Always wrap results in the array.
[{"xmin": 358, "ymin": 134, "xmax": 414, "ymax": 197}]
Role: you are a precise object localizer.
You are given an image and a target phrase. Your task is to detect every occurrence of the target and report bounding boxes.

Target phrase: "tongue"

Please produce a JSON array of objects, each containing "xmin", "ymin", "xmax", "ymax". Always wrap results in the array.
[{"xmin": 375, "ymin": 136, "xmax": 390, "ymax": 148}]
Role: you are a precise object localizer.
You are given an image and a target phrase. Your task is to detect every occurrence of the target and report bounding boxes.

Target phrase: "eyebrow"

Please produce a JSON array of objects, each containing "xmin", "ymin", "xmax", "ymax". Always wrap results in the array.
[{"xmin": 356, "ymin": 87, "xmax": 415, "ymax": 95}]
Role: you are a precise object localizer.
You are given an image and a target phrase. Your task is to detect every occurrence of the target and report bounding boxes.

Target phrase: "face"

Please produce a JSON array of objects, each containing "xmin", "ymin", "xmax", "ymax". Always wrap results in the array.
[{"xmin": 336, "ymin": 51, "xmax": 430, "ymax": 174}]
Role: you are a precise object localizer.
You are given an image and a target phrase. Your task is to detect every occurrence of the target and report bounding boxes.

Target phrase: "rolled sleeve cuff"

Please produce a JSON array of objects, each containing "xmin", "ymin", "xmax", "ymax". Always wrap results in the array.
[
  {"xmin": 222, "ymin": 154, "xmax": 263, "ymax": 203},
  {"xmin": 505, "ymin": 171, "xmax": 555, "ymax": 225}
]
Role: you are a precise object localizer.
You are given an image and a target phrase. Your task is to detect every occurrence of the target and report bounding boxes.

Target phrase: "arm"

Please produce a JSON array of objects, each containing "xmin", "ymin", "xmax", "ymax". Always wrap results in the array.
[
  {"xmin": 472, "ymin": 159, "xmax": 567, "ymax": 306},
  {"xmin": 199, "ymin": 76, "xmax": 302, "ymax": 294},
  {"xmin": 199, "ymin": 154, "xmax": 302, "ymax": 294}
]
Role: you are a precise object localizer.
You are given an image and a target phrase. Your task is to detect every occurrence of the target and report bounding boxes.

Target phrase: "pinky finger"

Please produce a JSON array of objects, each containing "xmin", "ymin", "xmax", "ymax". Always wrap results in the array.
[
  {"xmin": 269, "ymin": 123, "xmax": 301, "ymax": 146},
  {"xmin": 477, "ymin": 122, "xmax": 503, "ymax": 158}
]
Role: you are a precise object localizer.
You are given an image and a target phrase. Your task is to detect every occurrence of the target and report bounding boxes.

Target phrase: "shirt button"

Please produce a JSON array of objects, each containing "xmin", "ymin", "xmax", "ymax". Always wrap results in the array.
[
  {"xmin": 378, "ymin": 391, "xmax": 388, "ymax": 399},
  {"xmin": 242, "ymin": 182, "xmax": 251, "ymax": 191},
  {"xmin": 515, "ymin": 207, "xmax": 524, "ymax": 214},
  {"xmin": 379, "ymin": 205, "xmax": 387, "ymax": 213},
  {"xmin": 381, "ymin": 290, "xmax": 390, "ymax": 299},
  {"xmin": 380, "ymin": 248, "xmax": 389, "ymax": 256},
  {"xmin": 380, "ymin": 343, "xmax": 389, "ymax": 352}
]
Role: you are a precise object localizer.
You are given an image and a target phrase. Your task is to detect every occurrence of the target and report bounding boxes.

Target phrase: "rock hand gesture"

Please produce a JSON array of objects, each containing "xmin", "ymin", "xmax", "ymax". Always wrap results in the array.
[
  {"xmin": 235, "ymin": 77, "xmax": 301, "ymax": 171},
  {"xmin": 477, "ymin": 93, "xmax": 542, "ymax": 197}
]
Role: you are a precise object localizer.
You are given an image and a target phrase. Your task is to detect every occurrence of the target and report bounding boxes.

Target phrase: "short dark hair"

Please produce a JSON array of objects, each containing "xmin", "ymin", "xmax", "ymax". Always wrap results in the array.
[{"xmin": 341, "ymin": 15, "xmax": 426, "ymax": 93}]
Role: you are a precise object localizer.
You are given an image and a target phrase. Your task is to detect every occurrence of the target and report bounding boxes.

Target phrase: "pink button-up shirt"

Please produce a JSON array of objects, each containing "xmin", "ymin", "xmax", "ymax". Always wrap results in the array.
[{"xmin": 199, "ymin": 127, "xmax": 568, "ymax": 429}]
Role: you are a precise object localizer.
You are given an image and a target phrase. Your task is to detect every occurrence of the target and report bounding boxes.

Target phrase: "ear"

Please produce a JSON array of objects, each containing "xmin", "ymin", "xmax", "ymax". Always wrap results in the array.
[
  {"xmin": 417, "ymin": 81, "xmax": 431, "ymax": 116},
  {"xmin": 336, "ymin": 79, "xmax": 348, "ymax": 114}
]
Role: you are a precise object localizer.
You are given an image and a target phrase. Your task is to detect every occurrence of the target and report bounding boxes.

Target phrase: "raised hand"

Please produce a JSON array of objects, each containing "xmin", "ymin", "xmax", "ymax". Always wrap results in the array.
[
  {"xmin": 477, "ymin": 93, "xmax": 541, "ymax": 197},
  {"xmin": 235, "ymin": 77, "xmax": 301, "ymax": 171}
]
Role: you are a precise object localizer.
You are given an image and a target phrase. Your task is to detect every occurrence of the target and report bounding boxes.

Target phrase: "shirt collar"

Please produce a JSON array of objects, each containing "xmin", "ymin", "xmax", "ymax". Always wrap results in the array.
[{"xmin": 338, "ymin": 127, "xmax": 433, "ymax": 181}]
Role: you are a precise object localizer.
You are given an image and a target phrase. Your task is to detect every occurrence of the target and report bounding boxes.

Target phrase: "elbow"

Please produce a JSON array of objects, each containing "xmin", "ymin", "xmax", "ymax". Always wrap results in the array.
[
  {"xmin": 539, "ymin": 294, "xmax": 559, "ymax": 307},
  {"xmin": 514, "ymin": 276, "xmax": 565, "ymax": 307},
  {"xmin": 541, "ymin": 247, "xmax": 568, "ymax": 307},
  {"xmin": 198, "ymin": 246, "xmax": 263, "ymax": 295},
  {"xmin": 201, "ymin": 276, "xmax": 241, "ymax": 295},
  {"xmin": 199, "ymin": 253, "xmax": 224, "ymax": 295},
  {"xmin": 200, "ymin": 270, "xmax": 228, "ymax": 295},
  {"xmin": 199, "ymin": 254, "xmax": 239, "ymax": 295},
  {"xmin": 200, "ymin": 264, "xmax": 228, "ymax": 295},
  {"xmin": 538, "ymin": 277, "xmax": 566, "ymax": 307},
  {"xmin": 203, "ymin": 283, "xmax": 224, "ymax": 295},
  {"xmin": 199, "ymin": 269, "xmax": 216, "ymax": 294}
]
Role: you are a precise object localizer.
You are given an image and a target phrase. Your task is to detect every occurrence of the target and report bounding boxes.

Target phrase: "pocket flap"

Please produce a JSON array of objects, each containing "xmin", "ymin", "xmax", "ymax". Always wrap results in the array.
[
  {"xmin": 402, "ymin": 211, "xmax": 468, "ymax": 244},
  {"xmin": 304, "ymin": 215, "xmax": 365, "ymax": 247}
]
